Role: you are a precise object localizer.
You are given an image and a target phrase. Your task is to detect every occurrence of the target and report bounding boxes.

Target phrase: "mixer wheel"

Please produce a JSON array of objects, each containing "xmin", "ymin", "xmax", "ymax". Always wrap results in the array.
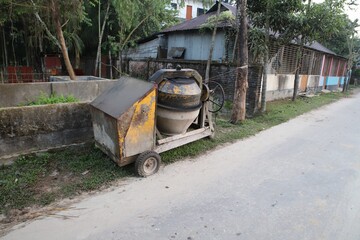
[
  {"xmin": 208, "ymin": 81, "xmax": 225, "ymax": 113},
  {"xmin": 135, "ymin": 151, "xmax": 161, "ymax": 177}
]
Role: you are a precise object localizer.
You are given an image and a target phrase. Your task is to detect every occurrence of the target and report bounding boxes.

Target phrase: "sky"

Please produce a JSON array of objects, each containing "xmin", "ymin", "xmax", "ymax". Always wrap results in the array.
[{"xmin": 313, "ymin": 0, "xmax": 360, "ymax": 35}]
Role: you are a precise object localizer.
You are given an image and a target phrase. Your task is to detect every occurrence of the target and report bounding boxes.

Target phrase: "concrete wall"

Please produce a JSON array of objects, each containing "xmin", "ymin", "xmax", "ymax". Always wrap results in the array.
[
  {"xmin": 265, "ymin": 74, "xmax": 296, "ymax": 101},
  {"xmin": 325, "ymin": 76, "xmax": 342, "ymax": 91},
  {"xmin": 265, "ymin": 74, "xmax": 324, "ymax": 101},
  {"xmin": 307, "ymin": 75, "xmax": 321, "ymax": 93},
  {"xmin": 318, "ymin": 75, "xmax": 345, "ymax": 91},
  {"xmin": 0, "ymin": 103, "xmax": 93, "ymax": 164},
  {"xmin": 0, "ymin": 80, "xmax": 117, "ymax": 108}
]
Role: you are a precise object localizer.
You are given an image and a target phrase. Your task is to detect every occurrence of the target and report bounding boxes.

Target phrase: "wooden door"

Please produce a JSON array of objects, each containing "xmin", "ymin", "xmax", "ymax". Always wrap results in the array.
[{"xmin": 300, "ymin": 75, "xmax": 308, "ymax": 92}]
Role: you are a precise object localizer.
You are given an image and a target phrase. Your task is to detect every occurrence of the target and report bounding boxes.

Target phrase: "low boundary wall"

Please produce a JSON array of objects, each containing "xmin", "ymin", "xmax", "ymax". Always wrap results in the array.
[
  {"xmin": 0, "ymin": 80, "xmax": 117, "ymax": 108},
  {"xmin": 0, "ymin": 103, "xmax": 93, "ymax": 164}
]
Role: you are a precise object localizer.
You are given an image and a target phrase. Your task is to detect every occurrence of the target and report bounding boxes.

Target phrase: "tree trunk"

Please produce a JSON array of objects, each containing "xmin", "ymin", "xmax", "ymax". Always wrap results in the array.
[
  {"xmin": 95, "ymin": 1, "xmax": 110, "ymax": 77},
  {"xmin": 10, "ymin": 20, "xmax": 17, "ymax": 67},
  {"xmin": 293, "ymin": 0, "xmax": 311, "ymax": 100},
  {"xmin": 11, "ymin": 34, "xmax": 16, "ymax": 66},
  {"xmin": 109, "ymin": 49, "xmax": 113, "ymax": 79},
  {"xmin": 31, "ymin": 0, "xmax": 61, "ymax": 49},
  {"xmin": 10, "ymin": 23, "xmax": 18, "ymax": 81},
  {"xmin": 260, "ymin": 0, "xmax": 270, "ymax": 113},
  {"xmin": 118, "ymin": 51, "xmax": 123, "ymax": 76},
  {"xmin": 205, "ymin": 0, "xmax": 221, "ymax": 83},
  {"xmin": 2, "ymin": 27, "xmax": 8, "ymax": 67},
  {"xmin": 51, "ymin": 0, "xmax": 76, "ymax": 80},
  {"xmin": 344, "ymin": 69, "xmax": 351, "ymax": 92},
  {"xmin": 0, "ymin": 28, "xmax": 3, "ymax": 67},
  {"xmin": 230, "ymin": 0, "xmax": 248, "ymax": 124},
  {"xmin": 39, "ymin": 34, "xmax": 45, "ymax": 78},
  {"xmin": 75, "ymin": 48, "xmax": 80, "ymax": 69},
  {"xmin": 344, "ymin": 34, "xmax": 355, "ymax": 93},
  {"xmin": 292, "ymin": 44, "xmax": 303, "ymax": 101},
  {"xmin": 21, "ymin": 19, "xmax": 30, "ymax": 66},
  {"xmin": 261, "ymin": 58, "xmax": 268, "ymax": 112}
]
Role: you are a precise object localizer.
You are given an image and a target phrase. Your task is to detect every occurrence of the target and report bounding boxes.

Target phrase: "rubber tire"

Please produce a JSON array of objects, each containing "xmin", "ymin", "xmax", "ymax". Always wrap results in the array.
[{"xmin": 135, "ymin": 151, "xmax": 161, "ymax": 177}]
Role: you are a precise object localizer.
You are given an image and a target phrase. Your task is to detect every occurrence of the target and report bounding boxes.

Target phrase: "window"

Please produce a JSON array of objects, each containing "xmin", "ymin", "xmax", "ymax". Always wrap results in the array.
[
  {"xmin": 171, "ymin": 3, "xmax": 177, "ymax": 10},
  {"xmin": 197, "ymin": 8, "xmax": 205, "ymax": 16}
]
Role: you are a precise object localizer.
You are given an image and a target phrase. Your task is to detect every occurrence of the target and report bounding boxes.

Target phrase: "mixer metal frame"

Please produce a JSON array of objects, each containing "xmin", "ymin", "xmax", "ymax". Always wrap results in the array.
[
  {"xmin": 149, "ymin": 69, "xmax": 214, "ymax": 154},
  {"xmin": 90, "ymin": 68, "xmax": 217, "ymax": 177}
]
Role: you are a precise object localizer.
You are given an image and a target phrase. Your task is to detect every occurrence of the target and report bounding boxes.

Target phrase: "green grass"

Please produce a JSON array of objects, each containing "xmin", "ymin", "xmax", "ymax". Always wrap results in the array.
[
  {"xmin": 21, "ymin": 92, "xmax": 78, "ymax": 106},
  {"xmin": 0, "ymin": 88, "xmax": 356, "ymax": 216},
  {"xmin": 0, "ymin": 146, "xmax": 133, "ymax": 215}
]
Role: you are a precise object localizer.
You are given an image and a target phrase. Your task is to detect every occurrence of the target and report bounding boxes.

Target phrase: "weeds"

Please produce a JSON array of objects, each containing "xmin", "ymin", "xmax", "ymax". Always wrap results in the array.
[{"xmin": 21, "ymin": 92, "xmax": 78, "ymax": 106}]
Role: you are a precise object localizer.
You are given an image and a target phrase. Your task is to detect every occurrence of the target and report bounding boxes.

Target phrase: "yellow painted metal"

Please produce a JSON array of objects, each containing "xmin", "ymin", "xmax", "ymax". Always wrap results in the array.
[
  {"xmin": 121, "ymin": 89, "xmax": 157, "ymax": 159},
  {"xmin": 116, "ymin": 105, "xmax": 136, "ymax": 160}
]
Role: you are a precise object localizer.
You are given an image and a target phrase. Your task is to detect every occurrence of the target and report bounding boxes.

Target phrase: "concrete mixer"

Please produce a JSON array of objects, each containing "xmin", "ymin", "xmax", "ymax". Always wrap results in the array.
[{"xmin": 90, "ymin": 67, "xmax": 224, "ymax": 177}]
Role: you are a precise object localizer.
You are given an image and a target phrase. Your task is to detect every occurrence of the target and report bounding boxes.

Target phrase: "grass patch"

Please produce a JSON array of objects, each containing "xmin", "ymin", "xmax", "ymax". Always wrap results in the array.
[
  {"xmin": 0, "ymin": 146, "xmax": 133, "ymax": 215},
  {"xmin": 21, "ymin": 92, "xmax": 78, "ymax": 106},
  {"xmin": 0, "ymin": 89, "xmax": 356, "ymax": 217}
]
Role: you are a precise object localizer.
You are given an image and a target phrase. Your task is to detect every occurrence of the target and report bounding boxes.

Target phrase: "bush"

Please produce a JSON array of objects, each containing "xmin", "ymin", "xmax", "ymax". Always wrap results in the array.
[{"xmin": 352, "ymin": 69, "xmax": 360, "ymax": 78}]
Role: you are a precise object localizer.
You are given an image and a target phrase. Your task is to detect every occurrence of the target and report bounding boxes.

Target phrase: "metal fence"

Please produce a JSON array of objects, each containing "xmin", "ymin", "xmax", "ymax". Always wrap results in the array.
[{"xmin": 0, "ymin": 72, "xmax": 50, "ymax": 84}]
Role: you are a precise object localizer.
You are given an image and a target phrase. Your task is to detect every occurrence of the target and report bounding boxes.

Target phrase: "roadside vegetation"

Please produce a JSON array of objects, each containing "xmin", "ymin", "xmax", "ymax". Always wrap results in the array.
[
  {"xmin": 0, "ymin": 88, "xmax": 357, "ymax": 223},
  {"xmin": 20, "ymin": 93, "xmax": 78, "ymax": 106}
]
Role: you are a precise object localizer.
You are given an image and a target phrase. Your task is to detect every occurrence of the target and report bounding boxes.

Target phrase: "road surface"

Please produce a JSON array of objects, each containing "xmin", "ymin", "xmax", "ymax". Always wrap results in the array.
[{"xmin": 2, "ymin": 92, "xmax": 360, "ymax": 240}]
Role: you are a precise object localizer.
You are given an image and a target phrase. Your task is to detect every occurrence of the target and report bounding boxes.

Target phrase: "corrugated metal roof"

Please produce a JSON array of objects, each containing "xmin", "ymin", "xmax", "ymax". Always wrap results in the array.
[
  {"xmin": 287, "ymin": 37, "xmax": 339, "ymax": 56},
  {"xmin": 160, "ymin": 2, "xmax": 341, "ymax": 57},
  {"xmin": 162, "ymin": 11, "xmax": 217, "ymax": 33},
  {"xmin": 206, "ymin": 1, "xmax": 236, "ymax": 15},
  {"xmin": 305, "ymin": 41, "xmax": 338, "ymax": 56}
]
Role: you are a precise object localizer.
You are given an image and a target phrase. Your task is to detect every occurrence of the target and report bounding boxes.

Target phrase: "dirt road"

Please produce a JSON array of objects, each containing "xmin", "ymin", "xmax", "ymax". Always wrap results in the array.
[{"xmin": 2, "ymin": 92, "xmax": 360, "ymax": 240}]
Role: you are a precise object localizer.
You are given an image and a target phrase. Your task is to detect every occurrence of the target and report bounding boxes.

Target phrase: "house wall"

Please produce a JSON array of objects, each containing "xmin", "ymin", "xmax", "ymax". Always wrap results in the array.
[
  {"xmin": 266, "ymin": 44, "xmax": 348, "ymax": 95},
  {"xmin": 326, "ymin": 76, "xmax": 341, "ymax": 90},
  {"xmin": 307, "ymin": 75, "xmax": 321, "ymax": 92},
  {"xmin": 167, "ymin": 31, "xmax": 225, "ymax": 61},
  {"xmin": 264, "ymin": 74, "xmax": 322, "ymax": 101},
  {"xmin": 171, "ymin": 0, "xmax": 210, "ymax": 19},
  {"xmin": 125, "ymin": 38, "xmax": 160, "ymax": 59},
  {"xmin": 320, "ymin": 56, "xmax": 347, "ymax": 90},
  {"xmin": 265, "ymin": 74, "xmax": 296, "ymax": 101}
]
